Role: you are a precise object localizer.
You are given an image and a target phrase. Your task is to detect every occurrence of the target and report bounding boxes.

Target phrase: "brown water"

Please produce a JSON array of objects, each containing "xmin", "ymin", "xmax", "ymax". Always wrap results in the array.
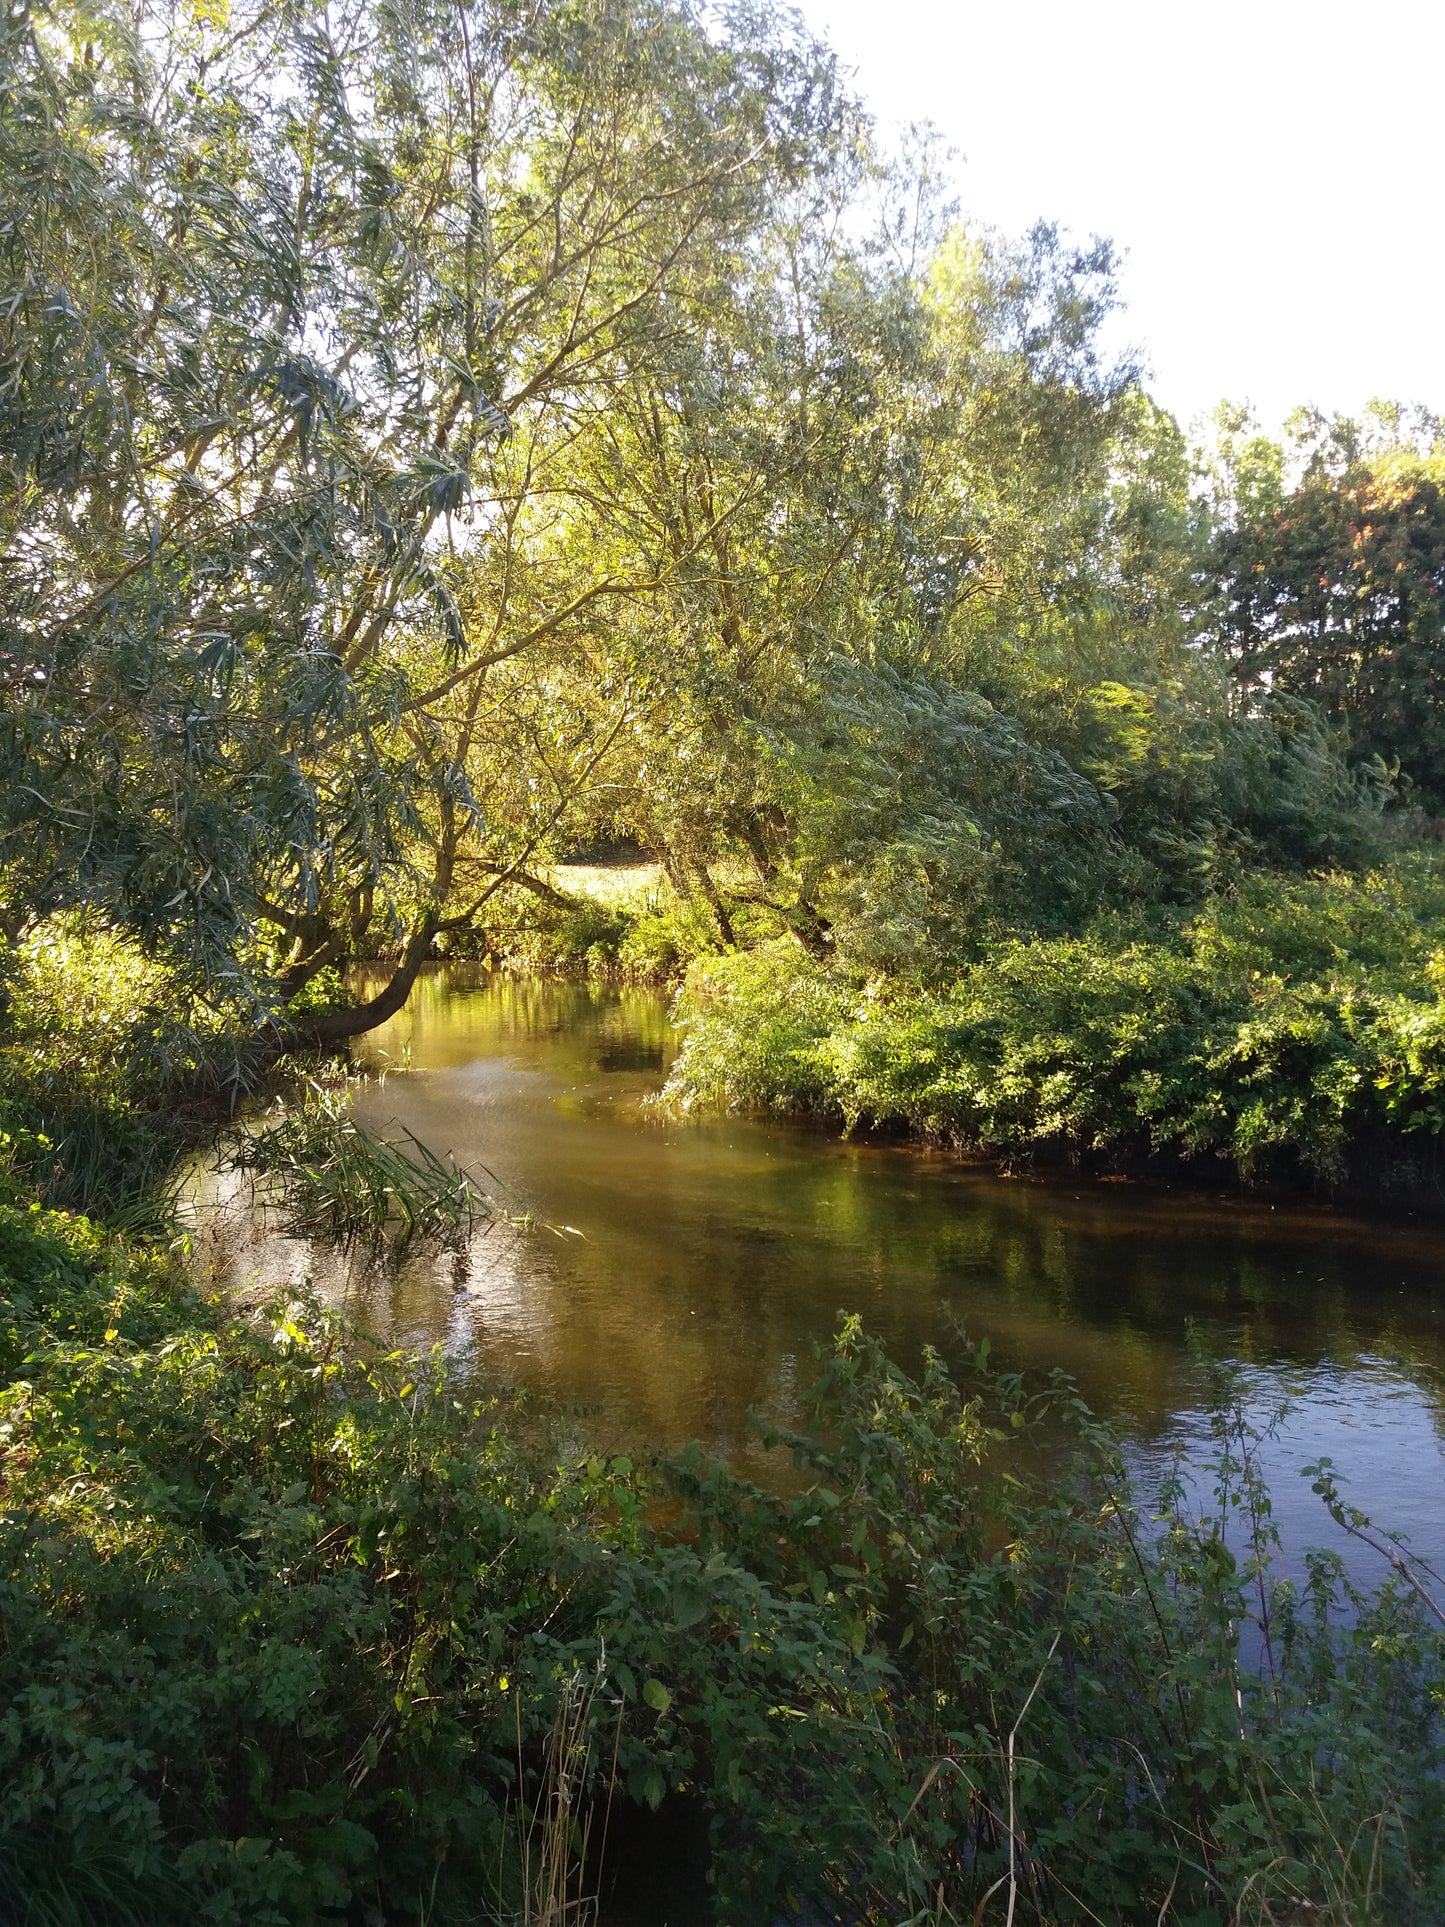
[{"xmin": 198, "ymin": 966, "xmax": 1445, "ymax": 1579}]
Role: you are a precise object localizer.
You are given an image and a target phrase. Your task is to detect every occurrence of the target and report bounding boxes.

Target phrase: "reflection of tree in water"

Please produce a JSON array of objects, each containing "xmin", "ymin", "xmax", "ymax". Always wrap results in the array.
[{"xmin": 206, "ymin": 974, "xmax": 1445, "ymax": 1511}]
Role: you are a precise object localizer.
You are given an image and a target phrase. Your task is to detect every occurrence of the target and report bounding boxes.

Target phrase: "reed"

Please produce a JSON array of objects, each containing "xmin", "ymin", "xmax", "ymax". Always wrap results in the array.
[
  {"xmin": 237, "ymin": 1080, "xmax": 496, "ymax": 1240},
  {"xmin": 500, "ymin": 1657, "xmax": 618, "ymax": 1927}
]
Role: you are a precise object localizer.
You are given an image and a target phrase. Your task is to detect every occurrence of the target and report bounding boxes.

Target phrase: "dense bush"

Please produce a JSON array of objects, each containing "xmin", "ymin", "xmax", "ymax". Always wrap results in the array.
[
  {"xmin": 1, "ymin": 1202, "xmax": 1443, "ymax": 1925},
  {"xmin": 665, "ymin": 862, "xmax": 1445, "ymax": 1184},
  {"xmin": 0, "ymin": 923, "xmax": 252, "ymax": 1223}
]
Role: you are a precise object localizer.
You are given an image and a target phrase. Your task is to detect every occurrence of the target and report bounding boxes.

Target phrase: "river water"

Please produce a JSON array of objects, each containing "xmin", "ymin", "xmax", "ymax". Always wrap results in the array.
[{"xmin": 197, "ymin": 966, "xmax": 1445, "ymax": 1584}]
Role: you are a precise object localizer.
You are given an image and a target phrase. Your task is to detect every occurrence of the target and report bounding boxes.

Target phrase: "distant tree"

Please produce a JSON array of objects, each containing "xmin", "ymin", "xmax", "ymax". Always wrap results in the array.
[{"xmin": 1197, "ymin": 407, "xmax": 1445, "ymax": 808}]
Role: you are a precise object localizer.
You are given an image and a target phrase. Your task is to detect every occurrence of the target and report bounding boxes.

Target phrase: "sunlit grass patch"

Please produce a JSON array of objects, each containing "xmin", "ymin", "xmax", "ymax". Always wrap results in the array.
[{"xmin": 550, "ymin": 861, "xmax": 665, "ymax": 910}]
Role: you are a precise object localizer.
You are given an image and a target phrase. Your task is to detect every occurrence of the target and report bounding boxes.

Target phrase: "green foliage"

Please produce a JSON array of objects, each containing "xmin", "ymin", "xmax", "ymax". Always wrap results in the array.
[
  {"xmin": 1, "ymin": 1211, "xmax": 1442, "ymax": 1925},
  {"xmin": 1194, "ymin": 403, "xmax": 1445, "ymax": 808},
  {"xmin": 0, "ymin": 920, "xmax": 241, "ymax": 1221},
  {"xmin": 0, "ymin": 0, "xmax": 851, "ymax": 1037},
  {"xmin": 0, "ymin": 0, "xmax": 1407, "ymax": 1048},
  {"xmin": 0, "ymin": 921, "xmax": 232, "ymax": 1112},
  {"xmin": 612, "ymin": 899, "xmax": 720, "ymax": 980},
  {"xmin": 670, "ymin": 1324, "xmax": 1445, "ymax": 1925},
  {"xmin": 968, "ymin": 642, "xmax": 1390, "ymax": 897},
  {"xmin": 236, "ymin": 1079, "xmax": 492, "ymax": 1239},
  {"xmin": 745, "ymin": 657, "xmax": 1124, "ymax": 970},
  {"xmin": 481, "ymin": 875, "xmax": 763, "ymax": 983},
  {"xmin": 3, "ymin": 2, "xmax": 1443, "ymax": 1918},
  {"xmin": 666, "ymin": 862, "xmax": 1445, "ymax": 1183},
  {"xmin": 0, "ymin": 1214, "xmax": 588, "ymax": 1924}
]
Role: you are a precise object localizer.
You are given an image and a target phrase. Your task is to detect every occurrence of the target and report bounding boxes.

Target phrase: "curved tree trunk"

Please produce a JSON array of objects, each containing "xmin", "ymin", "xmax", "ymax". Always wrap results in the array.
[
  {"xmin": 694, "ymin": 861, "xmax": 736, "ymax": 947},
  {"xmin": 294, "ymin": 918, "xmax": 439, "ymax": 1047}
]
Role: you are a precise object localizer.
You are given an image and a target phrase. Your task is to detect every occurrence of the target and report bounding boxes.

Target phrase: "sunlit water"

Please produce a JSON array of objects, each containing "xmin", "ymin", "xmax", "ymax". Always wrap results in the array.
[{"xmin": 191, "ymin": 967, "xmax": 1445, "ymax": 1590}]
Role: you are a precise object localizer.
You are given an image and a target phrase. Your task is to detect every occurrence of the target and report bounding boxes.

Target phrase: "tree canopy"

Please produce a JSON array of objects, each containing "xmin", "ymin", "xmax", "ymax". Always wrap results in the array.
[
  {"xmin": 1, "ymin": 0, "xmax": 844, "ymax": 1031},
  {"xmin": 1196, "ymin": 407, "xmax": 1445, "ymax": 808},
  {"xmin": 1, "ymin": 0, "xmax": 1432, "ymax": 1054}
]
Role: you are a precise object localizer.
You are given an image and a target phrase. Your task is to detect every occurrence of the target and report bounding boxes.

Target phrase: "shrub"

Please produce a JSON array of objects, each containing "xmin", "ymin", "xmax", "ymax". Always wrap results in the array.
[
  {"xmin": 2, "ymin": 1206, "xmax": 1443, "ymax": 1924},
  {"xmin": 665, "ymin": 862, "xmax": 1445, "ymax": 1184},
  {"xmin": 0, "ymin": 921, "xmax": 242, "ymax": 1221}
]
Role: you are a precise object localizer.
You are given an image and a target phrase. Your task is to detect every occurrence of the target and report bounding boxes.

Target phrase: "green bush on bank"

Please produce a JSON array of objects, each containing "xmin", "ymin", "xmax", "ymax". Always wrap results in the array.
[
  {"xmin": 0, "ymin": 924, "xmax": 238, "ymax": 1224},
  {"xmin": 665, "ymin": 862, "xmax": 1445, "ymax": 1183},
  {"xmin": 1, "ymin": 1200, "xmax": 1443, "ymax": 1925}
]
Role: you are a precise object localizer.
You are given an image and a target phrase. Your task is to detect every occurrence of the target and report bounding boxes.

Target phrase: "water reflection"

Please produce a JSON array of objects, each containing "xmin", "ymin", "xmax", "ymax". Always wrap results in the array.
[{"xmin": 195, "ymin": 968, "xmax": 1445, "ymax": 1580}]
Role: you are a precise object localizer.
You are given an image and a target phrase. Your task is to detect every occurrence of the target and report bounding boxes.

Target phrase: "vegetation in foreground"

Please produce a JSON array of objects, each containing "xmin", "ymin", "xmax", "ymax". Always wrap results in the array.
[{"xmin": 2, "ymin": 1198, "xmax": 1443, "ymax": 1927}]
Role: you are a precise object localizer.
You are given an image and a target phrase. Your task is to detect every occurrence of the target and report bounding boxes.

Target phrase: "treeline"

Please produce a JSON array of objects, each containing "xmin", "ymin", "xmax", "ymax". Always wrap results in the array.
[{"xmin": 6, "ymin": 0, "xmax": 1443, "ymax": 1083}]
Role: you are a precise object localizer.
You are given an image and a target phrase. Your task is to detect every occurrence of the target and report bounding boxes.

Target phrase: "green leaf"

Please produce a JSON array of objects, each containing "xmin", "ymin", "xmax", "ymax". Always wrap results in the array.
[{"xmin": 642, "ymin": 1678, "xmax": 672, "ymax": 1717}]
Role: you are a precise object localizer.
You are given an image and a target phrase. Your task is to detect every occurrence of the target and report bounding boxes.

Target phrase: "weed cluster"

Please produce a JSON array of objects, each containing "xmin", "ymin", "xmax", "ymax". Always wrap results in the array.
[{"xmin": 0, "ymin": 1198, "xmax": 1441, "ymax": 1925}]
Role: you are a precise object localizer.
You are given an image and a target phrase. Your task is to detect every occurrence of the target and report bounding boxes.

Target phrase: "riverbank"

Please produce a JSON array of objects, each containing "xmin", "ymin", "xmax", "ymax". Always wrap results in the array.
[
  {"xmin": 660, "ymin": 863, "xmax": 1445, "ymax": 1204},
  {"xmin": 444, "ymin": 855, "xmax": 1445, "ymax": 1203},
  {"xmin": 4, "ymin": 938, "xmax": 1445, "ymax": 1922},
  {"xmin": 3, "ymin": 1197, "xmax": 1444, "ymax": 1926},
  {"xmin": 231, "ymin": 969, "xmax": 1445, "ymax": 1566}
]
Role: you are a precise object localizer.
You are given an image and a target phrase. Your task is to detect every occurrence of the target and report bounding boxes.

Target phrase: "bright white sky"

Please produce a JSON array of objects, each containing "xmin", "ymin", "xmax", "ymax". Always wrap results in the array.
[{"xmin": 798, "ymin": 0, "xmax": 1444, "ymax": 432}]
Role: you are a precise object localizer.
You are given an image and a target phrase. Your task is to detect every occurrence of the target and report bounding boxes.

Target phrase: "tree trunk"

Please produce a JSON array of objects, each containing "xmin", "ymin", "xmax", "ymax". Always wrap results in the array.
[
  {"xmin": 294, "ymin": 918, "xmax": 439, "ymax": 1047},
  {"xmin": 694, "ymin": 862, "xmax": 736, "ymax": 947},
  {"xmin": 785, "ymin": 902, "xmax": 833, "ymax": 961}
]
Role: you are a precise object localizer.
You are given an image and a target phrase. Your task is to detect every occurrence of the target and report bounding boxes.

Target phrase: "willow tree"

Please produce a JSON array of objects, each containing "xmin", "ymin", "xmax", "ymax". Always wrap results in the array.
[
  {"xmin": 0, "ymin": 0, "xmax": 842, "ymax": 1041},
  {"xmin": 480, "ymin": 191, "xmax": 1167, "ymax": 965}
]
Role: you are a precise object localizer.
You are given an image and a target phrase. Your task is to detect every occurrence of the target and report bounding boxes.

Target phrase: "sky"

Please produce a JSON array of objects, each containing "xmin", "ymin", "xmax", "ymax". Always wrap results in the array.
[{"xmin": 798, "ymin": 0, "xmax": 1444, "ymax": 433}]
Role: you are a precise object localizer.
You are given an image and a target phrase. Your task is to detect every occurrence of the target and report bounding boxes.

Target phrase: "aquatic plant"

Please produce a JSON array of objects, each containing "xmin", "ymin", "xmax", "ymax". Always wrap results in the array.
[{"xmin": 236, "ymin": 1080, "xmax": 497, "ymax": 1241}]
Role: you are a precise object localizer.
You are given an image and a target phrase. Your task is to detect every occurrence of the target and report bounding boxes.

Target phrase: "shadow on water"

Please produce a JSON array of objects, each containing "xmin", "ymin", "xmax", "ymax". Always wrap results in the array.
[{"xmin": 192, "ymin": 966, "xmax": 1445, "ymax": 1586}]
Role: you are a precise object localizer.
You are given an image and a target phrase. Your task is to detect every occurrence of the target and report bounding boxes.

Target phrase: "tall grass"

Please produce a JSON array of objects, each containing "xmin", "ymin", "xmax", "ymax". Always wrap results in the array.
[
  {"xmin": 498, "ymin": 1658, "xmax": 619, "ymax": 1927},
  {"xmin": 237, "ymin": 1080, "xmax": 498, "ymax": 1241}
]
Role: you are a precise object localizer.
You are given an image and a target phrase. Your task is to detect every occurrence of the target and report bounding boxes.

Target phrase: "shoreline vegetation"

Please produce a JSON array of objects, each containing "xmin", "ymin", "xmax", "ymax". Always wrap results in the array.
[
  {"xmin": 452, "ymin": 856, "xmax": 1445, "ymax": 1205},
  {"xmin": 3, "ymin": 909, "xmax": 1445, "ymax": 1924},
  {"xmin": 6, "ymin": 0, "xmax": 1445, "ymax": 1914},
  {"xmin": 3, "ymin": 1201, "xmax": 1445, "ymax": 1926}
]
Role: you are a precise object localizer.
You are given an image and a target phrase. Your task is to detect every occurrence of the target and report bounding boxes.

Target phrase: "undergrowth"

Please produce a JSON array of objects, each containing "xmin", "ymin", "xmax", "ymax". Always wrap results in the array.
[
  {"xmin": 0, "ymin": 1200, "xmax": 1441, "ymax": 1925},
  {"xmin": 0, "ymin": 923, "xmax": 481, "ymax": 1241},
  {"xmin": 468, "ymin": 870, "xmax": 773, "ymax": 985},
  {"xmin": 665, "ymin": 862, "xmax": 1445, "ymax": 1190}
]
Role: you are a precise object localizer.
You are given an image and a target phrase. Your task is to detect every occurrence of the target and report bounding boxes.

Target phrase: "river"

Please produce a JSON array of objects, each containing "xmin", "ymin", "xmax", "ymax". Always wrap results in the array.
[{"xmin": 195, "ymin": 966, "xmax": 1445, "ymax": 1585}]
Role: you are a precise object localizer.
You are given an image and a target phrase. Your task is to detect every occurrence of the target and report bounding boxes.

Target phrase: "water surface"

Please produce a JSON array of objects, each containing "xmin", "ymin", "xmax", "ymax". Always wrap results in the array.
[{"xmin": 199, "ymin": 968, "xmax": 1445, "ymax": 1580}]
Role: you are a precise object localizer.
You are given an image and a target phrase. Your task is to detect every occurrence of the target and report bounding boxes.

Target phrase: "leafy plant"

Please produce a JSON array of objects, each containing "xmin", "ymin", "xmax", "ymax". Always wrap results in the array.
[
  {"xmin": 665, "ymin": 860, "xmax": 1445, "ymax": 1188},
  {"xmin": 2, "ymin": 1198, "xmax": 1441, "ymax": 1925}
]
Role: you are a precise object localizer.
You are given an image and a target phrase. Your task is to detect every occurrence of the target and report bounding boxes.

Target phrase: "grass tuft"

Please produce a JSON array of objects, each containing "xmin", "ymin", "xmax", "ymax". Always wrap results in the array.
[{"xmin": 236, "ymin": 1080, "xmax": 498, "ymax": 1241}]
